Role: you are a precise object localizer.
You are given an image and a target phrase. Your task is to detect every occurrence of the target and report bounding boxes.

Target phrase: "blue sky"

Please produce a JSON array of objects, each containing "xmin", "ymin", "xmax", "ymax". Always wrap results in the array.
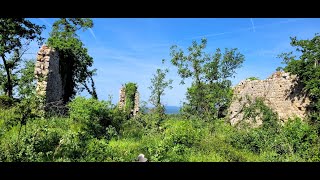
[{"xmin": 26, "ymin": 18, "xmax": 320, "ymax": 107}]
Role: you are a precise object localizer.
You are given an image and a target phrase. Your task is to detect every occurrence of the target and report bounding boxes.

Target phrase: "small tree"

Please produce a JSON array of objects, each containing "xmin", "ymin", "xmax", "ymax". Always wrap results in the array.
[
  {"xmin": 149, "ymin": 67, "xmax": 173, "ymax": 119},
  {"xmin": 0, "ymin": 18, "xmax": 44, "ymax": 98},
  {"xmin": 170, "ymin": 38, "xmax": 244, "ymax": 119}
]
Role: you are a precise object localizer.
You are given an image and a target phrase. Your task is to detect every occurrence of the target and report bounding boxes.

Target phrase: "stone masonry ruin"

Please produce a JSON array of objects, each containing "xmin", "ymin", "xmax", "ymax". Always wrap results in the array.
[
  {"xmin": 228, "ymin": 71, "xmax": 310, "ymax": 126},
  {"xmin": 118, "ymin": 85, "xmax": 140, "ymax": 116},
  {"xmin": 35, "ymin": 45, "xmax": 140, "ymax": 116},
  {"xmin": 34, "ymin": 45, "xmax": 63, "ymax": 104}
]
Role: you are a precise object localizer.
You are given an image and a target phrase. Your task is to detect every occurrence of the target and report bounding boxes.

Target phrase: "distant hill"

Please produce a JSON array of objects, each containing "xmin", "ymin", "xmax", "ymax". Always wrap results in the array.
[{"xmin": 164, "ymin": 106, "xmax": 180, "ymax": 114}]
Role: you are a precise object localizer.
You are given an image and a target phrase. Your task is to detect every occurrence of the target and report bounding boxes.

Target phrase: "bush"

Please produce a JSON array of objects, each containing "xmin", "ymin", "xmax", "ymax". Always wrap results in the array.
[
  {"xmin": 163, "ymin": 119, "xmax": 203, "ymax": 148},
  {"xmin": 0, "ymin": 95, "xmax": 15, "ymax": 108},
  {"xmin": 120, "ymin": 118, "xmax": 146, "ymax": 139},
  {"xmin": 68, "ymin": 97, "xmax": 113, "ymax": 138},
  {"xmin": 0, "ymin": 118, "xmax": 70, "ymax": 162},
  {"xmin": 82, "ymin": 138, "xmax": 109, "ymax": 162},
  {"xmin": 0, "ymin": 107, "xmax": 21, "ymax": 132},
  {"xmin": 105, "ymin": 138, "xmax": 142, "ymax": 162},
  {"xmin": 246, "ymin": 77, "xmax": 259, "ymax": 81},
  {"xmin": 280, "ymin": 117, "xmax": 319, "ymax": 160}
]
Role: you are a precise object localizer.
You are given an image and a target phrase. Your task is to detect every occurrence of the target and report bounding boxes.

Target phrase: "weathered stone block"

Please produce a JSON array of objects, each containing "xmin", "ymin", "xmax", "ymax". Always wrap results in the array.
[{"xmin": 34, "ymin": 45, "xmax": 63, "ymax": 104}]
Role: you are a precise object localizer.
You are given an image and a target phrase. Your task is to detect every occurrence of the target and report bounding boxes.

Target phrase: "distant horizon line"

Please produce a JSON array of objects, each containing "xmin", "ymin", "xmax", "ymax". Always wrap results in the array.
[{"xmin": 147, "ymin": 105, "xmax": 181, "ymax": 108}]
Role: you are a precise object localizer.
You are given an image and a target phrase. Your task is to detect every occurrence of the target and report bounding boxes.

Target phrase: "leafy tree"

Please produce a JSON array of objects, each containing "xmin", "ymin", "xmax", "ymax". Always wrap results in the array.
[
  {"xmin": 203, "ymin": 48, "xmax": 244, "ymax": 118},
  {"xmin": 170, "ymin": 38, "xmax": 208, "ymax": 117},
  {"xmin": 0, "ymin": 18, "xmax": 44, "ymax": 98},
  {"xmin": 47, "ymin": 18, "xmax": 97, "ymax": 103},
  {"xmin": 148, "ymin": 67, "xmax": 173, "ymax": 120},
  {"xmin": 17, "ymin": 59, "xmax": 36, "ymax": 99},
  {"xmin": 278, "ymin": 33, "xmax": 320, "ymax": 127},
  {"xmin": 170, "ymin": 38, "xmax": 244, "ymax": 119}
]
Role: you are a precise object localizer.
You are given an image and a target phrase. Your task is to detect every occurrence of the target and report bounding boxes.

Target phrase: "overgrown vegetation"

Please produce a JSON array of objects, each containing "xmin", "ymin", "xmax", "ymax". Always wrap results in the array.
[
  {"xmin": 122, "ymin": 82, "xmax": 139, "ymax": 118},
  {"xmin": 278, "ymin": 33, "xmax": 320, "ymax": 130},
  {"xmin": 47, "ymin": 18, "xmax": 97, "ymax": 103},
  {"xmin": 1, "ymin": 100, "xmax": 319, "ymax": 162},
  {"xmin": 0, "ymin": 18, "xmax": 320, "ymax": 162},
  {"xmin": 246, "ymin": 77, "xmax": 260, "ymax": 81}
]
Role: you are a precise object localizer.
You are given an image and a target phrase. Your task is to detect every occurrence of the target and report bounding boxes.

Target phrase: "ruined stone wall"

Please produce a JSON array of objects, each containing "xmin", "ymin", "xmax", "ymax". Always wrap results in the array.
[
  {"xmin": 228, "ymin": 71, "xmax": 310, "ymax": 126},
  {"xmin": 34, "ymin": 45, "xmax": 63, "ymax": 104},
  {"xmin": 118, "ymin": 85, "xmax": 140, "ymax": 116},
  {"xmin": 118, "ymin": 85, "xmax": 126, "ymax": 109},
  {"xmin": 133, "ymin": 91, "xmax": 140, "ymax": 116}
]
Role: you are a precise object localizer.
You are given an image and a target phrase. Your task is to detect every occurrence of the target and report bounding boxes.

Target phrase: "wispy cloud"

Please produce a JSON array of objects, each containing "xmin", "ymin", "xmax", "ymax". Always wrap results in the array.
[
  {"xmin": 188, "ymin": 18, "xmax": 303, "ymax": 40},
  {"xmin": 89, "ymin": 46, "xmax": 162, "ymax": 73},
  {"xmin": 38, "ymin": 18, "xmax": 52, "ymax": 28},
  {"xmin": 189, "ymin": 31, "xmax": 233, "ymax": 40},
  {"xmin": 89, "ymin": 28, "xmax": 97, "ymax": 40},
  {"xmin": 250, "ymin": 18, "xmax": 256, "ymax": 32}
]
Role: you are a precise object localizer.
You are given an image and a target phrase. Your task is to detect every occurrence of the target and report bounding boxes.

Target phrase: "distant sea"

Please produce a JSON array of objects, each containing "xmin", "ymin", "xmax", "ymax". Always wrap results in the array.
[
  {"xmin": 146, "ymin": 106, "xmax": 180, "ymax": 114},
  {"xmin": 164, "ymin": 106, "xmax": 180, "ymax": 114}
]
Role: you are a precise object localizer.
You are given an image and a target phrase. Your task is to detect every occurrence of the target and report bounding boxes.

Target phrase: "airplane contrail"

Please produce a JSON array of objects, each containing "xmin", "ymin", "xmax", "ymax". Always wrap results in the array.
[
  {"xmin": 89, "ymin": 28, "xmax": 97, "ymax": 40},
  {"xmin": 188, "ymin": 18, "xmax": 303, "ymax": 40},
  {"xmin": 250, "ymin": 18, "xmax": 256, "ymax": 32}
]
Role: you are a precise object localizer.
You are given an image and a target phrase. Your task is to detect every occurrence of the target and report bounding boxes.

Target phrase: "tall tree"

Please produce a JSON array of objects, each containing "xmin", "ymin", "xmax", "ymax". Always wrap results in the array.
[
  {"xmin": 148, "ymin": 67, "xmax": 173, "ymax": 118},
  {"xmin": 203, "ymin": 48, "xmax": 244, "ymax": 118},
  {"xmin": 170, "ymin": 38, "xmax": 207, "ymax": 116},
  {"xmin": 47, "ymin": 18, "xmax": 97, "ymax": 103},
  {"xmin": 170, "ymin": 38, "xmax": 244, "ymax": 119},
  {"xmin": 278, "ymin": 33, "xmax": 320, "ymax": 127},
  {"xmin": 0, "ymin": 18, "xmax": 44, "ymax": 98}
]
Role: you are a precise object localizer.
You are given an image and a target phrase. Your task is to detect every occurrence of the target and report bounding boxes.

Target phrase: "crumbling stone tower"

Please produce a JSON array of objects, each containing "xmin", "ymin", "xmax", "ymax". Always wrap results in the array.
[
  {"xmin": 133, "ymin": 91, "xmax": 139, "ymax": 116},
  {"xmin": 118, "ymin": 85, "xmax": 126, "ymax": 109},
  {"xmin": 34, "ymin": 45, "xmax": 63, "ymax": 104},
  {"xmin": 118, "ymin": 84, "xmax": 140, "ymax": 116}
]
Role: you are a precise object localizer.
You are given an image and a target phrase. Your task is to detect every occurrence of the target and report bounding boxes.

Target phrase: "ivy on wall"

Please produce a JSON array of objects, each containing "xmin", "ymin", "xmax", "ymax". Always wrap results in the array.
[{"xmin": 124, "ymin": 82, "xmax": 137, "ymax": 115}]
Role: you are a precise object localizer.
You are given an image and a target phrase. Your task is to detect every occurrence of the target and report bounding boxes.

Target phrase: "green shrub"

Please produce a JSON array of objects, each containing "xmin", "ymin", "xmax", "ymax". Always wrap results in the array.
[
  {"xmin": 163, "ymin": 119, "xmax": 203, "ymax": 148},
  {"xmin": 188, "ymin": 150, "xmax": 224, "ymax": 162},
  {"xmin": 120, "ymin": 118, "xmax": 146, "ymax": 139},
  {"xmin": 0, "ymin": 107, "xmax": 21, "ymax": 131},
  {"xmin": 0, "ymin": 118, "xmax": 65, "ymax": 162},
  {"xmin": 139, "ymin": 133, "xmax": 166, "ymax": 162},
  {"xmin": 105, "ymin": 138, "xmax": 142, "ymax": 162},
  {"xmin": 82, "ymin": 138, "xmax": 109, "ymax": 162},
  {"xmin": 280, "ymin": 117, "xmax": 319, "ymax": 160},
  {"xmin": 246, "ymin": 77, "xmax": 259, "ymax": 81},
  {"xmin": 0, "ymin": 95, "xmax": 15, "ymax": 108},
  {"xmin": 68, "ymin": 97, "xmax": 113, "ymax": 138}
]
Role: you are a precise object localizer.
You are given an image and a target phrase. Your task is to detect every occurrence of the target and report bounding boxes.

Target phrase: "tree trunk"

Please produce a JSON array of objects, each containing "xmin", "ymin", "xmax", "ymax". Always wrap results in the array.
[
  {"xmin": 1, "ymin": 54, "xmax": 13, "ymax": 98},
  {"xmin": 157, "ymin": 92, "xmax": 161, "ymax": 108}
]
